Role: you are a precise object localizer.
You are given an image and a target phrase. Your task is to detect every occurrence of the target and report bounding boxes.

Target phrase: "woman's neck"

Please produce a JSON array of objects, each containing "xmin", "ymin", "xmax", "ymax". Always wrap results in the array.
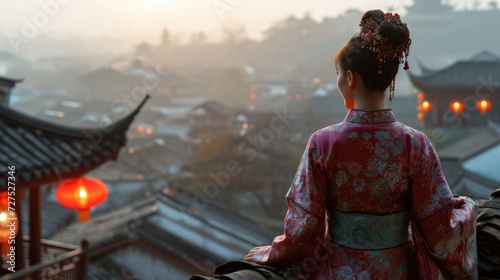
[{"xmin": 353, "ymin": 90, "xmax": 387, "ymax": 111}]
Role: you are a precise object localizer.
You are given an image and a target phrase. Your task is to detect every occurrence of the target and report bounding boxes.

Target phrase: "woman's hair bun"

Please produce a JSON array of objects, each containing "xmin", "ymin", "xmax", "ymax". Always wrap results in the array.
[
  {"xmin": 358, "ymin": 10, "xmax": 411, "ymax": 67},
  {"xmin": 334, "ymin": 9, "xmax": 412, "ymax": 95},
  {"xmin": 360, "ymin": 9, "xmax": 410, "ymax": 49},
  {"xmin": 377, "ymin": 13, "xmax": 410, "ymax": 50},
  {"xmin": 361, "ymin": 10, "xmax": 385, "ymax": 25}
]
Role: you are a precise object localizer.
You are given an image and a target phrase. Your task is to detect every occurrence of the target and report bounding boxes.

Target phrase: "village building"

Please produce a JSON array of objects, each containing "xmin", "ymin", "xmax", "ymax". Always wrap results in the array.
[
  {"xmin": 439, "ymin": 123, "xmax": 500, "ymax": 199},
  {"xmin": 411, "ymin": 51, "xmax": 500, "ymax": 128},
  {"xmin": 0, "ymin": 76, "xmax": 147, "ymax": 278}
]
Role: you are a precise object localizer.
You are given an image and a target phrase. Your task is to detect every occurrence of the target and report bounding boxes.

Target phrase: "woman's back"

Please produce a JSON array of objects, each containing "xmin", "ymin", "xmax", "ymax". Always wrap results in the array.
[
  {"xmin": 324, "ymin": 110, "xmax": 413, "ymax": 214},
  {"xmin": 245, "ymin": 10, "xmax": 478, "ymax": 279},
  {"xmin": 290, "ymin": 110, "xmax": 418, "ymax": 279}
]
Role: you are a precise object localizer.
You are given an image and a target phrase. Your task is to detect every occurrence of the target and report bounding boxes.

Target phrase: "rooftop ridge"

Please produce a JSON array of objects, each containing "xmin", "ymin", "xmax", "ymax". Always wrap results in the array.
[{"xmin": 469, "ymin": 50, "xmax": 500, "ymax": 62}]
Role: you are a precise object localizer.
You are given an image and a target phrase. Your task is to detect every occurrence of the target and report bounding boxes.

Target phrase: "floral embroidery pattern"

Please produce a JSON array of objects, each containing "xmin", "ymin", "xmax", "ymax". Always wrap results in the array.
[{"xmin": 250, "ymin": 110, "xmax": 477, "ymax": 279}]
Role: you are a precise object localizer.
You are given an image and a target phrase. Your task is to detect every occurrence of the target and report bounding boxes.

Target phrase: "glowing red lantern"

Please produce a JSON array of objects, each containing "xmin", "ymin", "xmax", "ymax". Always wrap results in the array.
[
  {"xmin": 449, "ymin": 101, "xmax": 464, "ymax": 114},
  {"xmin": 0, "ymin": 192, "xmax": 18, "ymax": 255},
  {"xmin": 417, "ymin": 92, "xmax": 425, "ymax": 102},
  {"xmin": 1, "ymin": 192, "xmax": 11, "ymax": 243},
  {"xmin": 0, "ymin": 192, "xmax": 7, "ymax": 208},
  {"xmin": 0, "ymin": 209, "xmax": 18, "ymax": 242},
  {"xmin": 419, "ymin": 100, "xmax": 432, "ymax": 113},
  {"xmin": 56, "ymin": 177, "xmax": 108, "ymax": 222},
  {"xmin": 476, "ymin": 99, "xmax": 492, "ymax": 115}
]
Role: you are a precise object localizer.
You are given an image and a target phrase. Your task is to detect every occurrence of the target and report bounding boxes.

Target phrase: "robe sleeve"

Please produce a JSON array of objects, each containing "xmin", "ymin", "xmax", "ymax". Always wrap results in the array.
[
  {"xmin": 250, "ymin": 132, "xmax": 328, "ymax": 274},
  {"xmin": 410, "ymin": 133, "xmax": 478, "ymax": 279}
]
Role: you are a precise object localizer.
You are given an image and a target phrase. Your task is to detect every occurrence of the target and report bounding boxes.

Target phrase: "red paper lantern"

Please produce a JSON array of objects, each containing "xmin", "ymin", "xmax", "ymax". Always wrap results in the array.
[
  {"xmin": 449, "ymin": 101, "xmax": 464, "ymax": 114},
  {"xmin": 0, "ymin": 192, "xmax": 18, "ymax": 255},
  {"xmin": 0, "ymin": 192, "xmax": 7, "ymax": 208},
  {"xmin": 56, "ymin": 177, "xmax": 108, "ymax": 222},
  {"xmin": 0, "ymin": 209, "xmax": 17, "ymax": 243},
  {"xmin": 417, "ymin": 92, "xmax": 425, "ymax": 101},
  {"xmin": 419, "ymin": 100, "xmax": 432, "ymax": 113},
  {"xmin": 476, "ymin": 99, "xmax": 492, "ymax": 115}
]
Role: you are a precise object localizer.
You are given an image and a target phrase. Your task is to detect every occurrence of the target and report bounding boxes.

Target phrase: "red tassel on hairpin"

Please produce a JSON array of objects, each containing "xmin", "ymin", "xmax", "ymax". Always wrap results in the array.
[
  {"xmin": 403, "ymin": 49, "xmax": 410, "ymax": 70},
  {"xmin": 389, "ymin": 79, "xmax": 396, "ymax": 101}
]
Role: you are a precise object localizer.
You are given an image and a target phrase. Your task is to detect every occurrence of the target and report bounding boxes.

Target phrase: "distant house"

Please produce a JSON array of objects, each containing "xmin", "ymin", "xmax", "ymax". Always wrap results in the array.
[
  {"xmin": 250, "ymin": 78, "xmax": 335, "ymax": 100},
  {"xmin": 439, "ymin": 123, "xmax": 500, "ymax": 199},
  {"xmin": 132, "ymin": 99, "xmax": 239, "ymax": 154},
  {"xmin": 410, "ymin": 51, "xmax": 500, "ymax": 128},
  {"xmin": 158, "ymin": 72, "xmax": 194, "ymax": 98},
  {"xmin": 251, "ymin": 80, "xmax": 294, "ymax": 99},
  {"xmin": 118, "ymin": 136, "xmax": 187, "ymax": 178},
  {"xmin": 148, "ymin": 106, "xmax": 191, "ymax": 122},
  {"xmin": 30, "ymin": 98, "xmax": 134, "ymax": 127},
  {"xmin": 109, "ymin": 58, "xmax": 195, "ymax": 102},
  {"xmin": 134, "ymin": 42, "xmax": 154, "ymax": 59},
  {"xmin": 405, "ymin": 0, "xmax": 453, "ymax": 14},
  {"xmin": 188, "ymin": 100, "xmax": 233, "ymax": 140}
]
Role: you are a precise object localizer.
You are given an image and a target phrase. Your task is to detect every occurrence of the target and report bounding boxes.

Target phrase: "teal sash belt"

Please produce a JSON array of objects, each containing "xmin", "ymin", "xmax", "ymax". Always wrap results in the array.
[{"xmin": 328, "ymin": 210, "xmax": 409, "ymax": 250}]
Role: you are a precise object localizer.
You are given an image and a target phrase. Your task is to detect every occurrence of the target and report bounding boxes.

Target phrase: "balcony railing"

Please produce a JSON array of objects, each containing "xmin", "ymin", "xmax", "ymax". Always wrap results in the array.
[{"xmin": 0, "ymin": 237, "xmax": 89, "ymax": 280}]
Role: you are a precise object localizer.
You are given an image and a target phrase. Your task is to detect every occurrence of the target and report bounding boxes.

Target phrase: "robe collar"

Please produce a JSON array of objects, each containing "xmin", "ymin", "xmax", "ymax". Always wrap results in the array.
[{"xmin": 344, "ymin": 109, "xmax": 397, "ymax": 124}]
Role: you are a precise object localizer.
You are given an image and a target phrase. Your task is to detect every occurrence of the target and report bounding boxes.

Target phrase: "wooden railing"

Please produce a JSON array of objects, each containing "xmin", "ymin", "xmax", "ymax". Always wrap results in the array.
[{"xmin": 0, "ymin": 239, "xmax": 89, "ymax": 280}]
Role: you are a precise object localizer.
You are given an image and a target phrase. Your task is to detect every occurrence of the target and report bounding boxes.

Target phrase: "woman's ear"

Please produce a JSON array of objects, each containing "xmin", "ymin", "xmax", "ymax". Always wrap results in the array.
[{"xmin": 347, "ymin": 70, "xmax": 354, "ymax": 87}]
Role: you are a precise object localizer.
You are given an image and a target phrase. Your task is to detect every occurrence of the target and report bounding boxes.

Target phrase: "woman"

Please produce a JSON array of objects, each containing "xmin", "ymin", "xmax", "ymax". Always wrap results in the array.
[{"xmin": 244, "ymin": 10, "xmax": 477, "ymax": 279}]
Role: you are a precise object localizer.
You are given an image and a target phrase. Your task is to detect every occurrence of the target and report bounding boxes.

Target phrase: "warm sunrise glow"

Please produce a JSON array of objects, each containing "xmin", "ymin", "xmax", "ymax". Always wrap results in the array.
[{"xmin": 143, "ymin": 0, "xmax": 172, "ymax": 9}]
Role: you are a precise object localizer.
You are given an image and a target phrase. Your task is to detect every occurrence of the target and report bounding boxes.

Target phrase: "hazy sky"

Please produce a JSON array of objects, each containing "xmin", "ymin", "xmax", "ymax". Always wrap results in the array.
[{"xmin": 0, "ymin": 0, "xmax": 491, "ymax": 42}]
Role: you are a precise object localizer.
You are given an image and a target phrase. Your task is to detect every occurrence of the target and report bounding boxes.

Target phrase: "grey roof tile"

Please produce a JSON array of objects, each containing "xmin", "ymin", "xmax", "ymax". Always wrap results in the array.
[
  {"xmin": 0, "ymin": 96, "xmax": 149, "ymax": 190},
  {"xmin": 410, "ymin": 51, "xmax": 500, "ymax": 88}
]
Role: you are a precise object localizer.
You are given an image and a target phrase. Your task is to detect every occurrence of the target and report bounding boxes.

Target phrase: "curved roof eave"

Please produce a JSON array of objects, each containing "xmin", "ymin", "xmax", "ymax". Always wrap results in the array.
[
  {"xmin": 416, "ymin": 59, "xmax": 440, "ymax": 76},
  {"xmin": 0, "ymin": 95, "xmax": 149, "ymax": 140}
]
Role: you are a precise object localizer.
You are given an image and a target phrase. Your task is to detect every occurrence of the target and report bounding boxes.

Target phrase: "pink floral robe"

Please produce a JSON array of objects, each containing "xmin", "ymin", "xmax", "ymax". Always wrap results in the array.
[{"xmin": 250, "ymin": 109, "xmax": 477, "ymax": 279}]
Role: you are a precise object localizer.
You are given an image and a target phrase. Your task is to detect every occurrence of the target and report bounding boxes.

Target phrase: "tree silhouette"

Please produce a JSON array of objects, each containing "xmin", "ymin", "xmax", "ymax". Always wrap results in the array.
[{"xmin": 160, "ymin": 28, "xmax": 171, "ymax": 47}]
